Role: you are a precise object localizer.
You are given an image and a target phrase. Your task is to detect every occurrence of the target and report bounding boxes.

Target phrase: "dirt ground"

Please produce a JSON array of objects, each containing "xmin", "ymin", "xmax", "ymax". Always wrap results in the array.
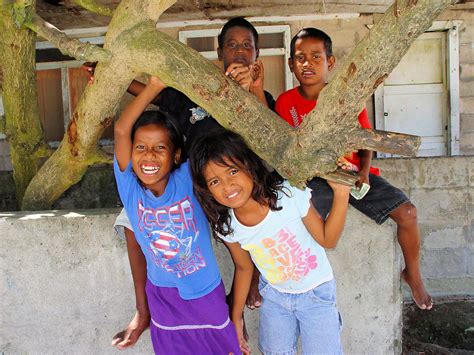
[{"xmin": 402, "ymin": 296, "xmax": 474, "ymax": 354}]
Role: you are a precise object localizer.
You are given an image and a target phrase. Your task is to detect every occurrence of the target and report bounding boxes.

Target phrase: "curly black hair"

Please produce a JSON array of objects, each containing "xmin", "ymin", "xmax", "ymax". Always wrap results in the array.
[{"xmin": 189, "ymin": 128, "xmax": 284, "ymax": 241}]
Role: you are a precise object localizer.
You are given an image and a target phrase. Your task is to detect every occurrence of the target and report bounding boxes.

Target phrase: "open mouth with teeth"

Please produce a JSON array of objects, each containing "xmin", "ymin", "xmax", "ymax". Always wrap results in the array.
[
  {"xmin": 227, "ymin": 191, "xmax": 239, "ymax": 199},
  {"xmin": 140, "ymin": 163, "xmax": 160, "ymax": 175},
  {"xmin": 302, "ymin": 69, "xmax": 315, "ymax": 77}
]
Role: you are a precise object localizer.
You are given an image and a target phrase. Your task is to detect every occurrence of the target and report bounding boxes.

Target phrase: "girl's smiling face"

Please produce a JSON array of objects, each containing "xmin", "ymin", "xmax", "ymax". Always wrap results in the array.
[
  {"xmin": 203, "ymin": 158, "xmax": 255, "ymax": 211},
  {"xmin": 131, "ymin": 123, "xmax": 180, "ymax": 196}
]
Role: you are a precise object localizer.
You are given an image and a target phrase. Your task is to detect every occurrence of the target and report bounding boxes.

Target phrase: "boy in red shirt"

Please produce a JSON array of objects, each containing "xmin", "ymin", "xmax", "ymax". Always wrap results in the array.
[{"xmin": 275, "ymin": 28, "xmax": 432, "ymax": 310}]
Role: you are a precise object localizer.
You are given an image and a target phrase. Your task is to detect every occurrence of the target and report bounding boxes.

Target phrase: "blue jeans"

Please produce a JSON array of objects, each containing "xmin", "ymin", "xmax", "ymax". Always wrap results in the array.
[{"xmin": 258, "ymin": 278, "xmax": 343, "ymax": 355}]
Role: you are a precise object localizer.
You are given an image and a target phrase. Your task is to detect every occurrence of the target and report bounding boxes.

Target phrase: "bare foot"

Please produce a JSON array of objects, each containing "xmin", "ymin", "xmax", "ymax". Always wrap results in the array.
[{"xmin": 401, "ymin": 269, "xmax": 433, "ymax": 310}]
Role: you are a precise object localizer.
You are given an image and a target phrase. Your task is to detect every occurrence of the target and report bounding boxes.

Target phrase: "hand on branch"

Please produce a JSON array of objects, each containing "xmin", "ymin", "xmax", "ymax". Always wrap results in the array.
[
  {"xmin": 327, "ymin": 179, "xmax": 352, "ymax": 196},
  {"xmin": 249, "ymin": 60, "xmax": 264, "ymax": 93},
  {"xmin": 82, "ymin": 62, "xmax": 97, "ymax": 84},
  {"xmin": 147, "ymin": 75, "xmax": 167, "ymax": 94},
  {"xmin": 225, "ymin": 63, "xmax": 253, "ymax": 91},
  {"xmin": 336, "ymin": 156, "xmax": 357, "ymax": 172}
]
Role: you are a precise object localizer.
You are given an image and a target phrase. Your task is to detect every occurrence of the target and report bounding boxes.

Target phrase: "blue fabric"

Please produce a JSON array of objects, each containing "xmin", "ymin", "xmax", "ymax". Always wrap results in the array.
[
  {"xmin": 258, "ymin": 278, "xmax": 343, "ymax": 355},
  {"xmin": 114, "ymin": 158, "xmax": 221, "ymax": 300}
]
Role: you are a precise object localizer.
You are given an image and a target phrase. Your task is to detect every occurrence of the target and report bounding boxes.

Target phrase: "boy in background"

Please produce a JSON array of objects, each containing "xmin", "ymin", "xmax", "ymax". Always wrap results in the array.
[{"xmin": 274, "ymin": 28, "xmax": 432, "ymax": 310}]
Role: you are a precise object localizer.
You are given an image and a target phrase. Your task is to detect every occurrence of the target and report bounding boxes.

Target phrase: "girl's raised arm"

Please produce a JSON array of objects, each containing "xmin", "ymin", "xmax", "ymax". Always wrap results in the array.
[
  {"xmin": 224, "ymin": 241, "xmax": 254, "ymax": 355},
  {"xmin": 303, "ymin": 182, "xmax": 351, "ymax": 249},
  {"xmin": 114, "ymin": 76, "xmax": 166, "ymax": 171}
]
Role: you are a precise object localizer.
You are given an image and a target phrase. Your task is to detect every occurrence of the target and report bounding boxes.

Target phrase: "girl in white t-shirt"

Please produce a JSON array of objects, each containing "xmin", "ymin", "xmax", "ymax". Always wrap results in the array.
[{"xmin": 189, "ymin": 128, "xmax": 351, "ymax": 354}]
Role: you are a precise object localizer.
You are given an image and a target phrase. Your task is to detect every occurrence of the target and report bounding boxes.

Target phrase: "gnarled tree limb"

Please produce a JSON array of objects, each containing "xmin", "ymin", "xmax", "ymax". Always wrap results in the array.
[
  {"xmin": 20, "ymin": 0, "xmax": 456, "ymax": 209},
  {"xmin": 24, "ymin": 12, "xmax": 111, "ymax": 62},
  {"xmin": 71, "ymin": 0, "xmax": 114, "ymax": 17},
  {"xmin": 353, "ymin": 129, "xmax": 421, "ymax": 156}
]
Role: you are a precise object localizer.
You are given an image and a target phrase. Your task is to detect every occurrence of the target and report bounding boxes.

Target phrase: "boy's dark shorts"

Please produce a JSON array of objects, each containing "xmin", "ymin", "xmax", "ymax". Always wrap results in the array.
[{"xmin": 308, "ymin": 174, "xmax": 410, "ymax": 225}]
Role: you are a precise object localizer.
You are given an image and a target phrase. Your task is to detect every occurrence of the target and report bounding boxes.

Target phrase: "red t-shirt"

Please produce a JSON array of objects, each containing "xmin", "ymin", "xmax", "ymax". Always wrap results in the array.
[{"xmin": 275, "ymin": 87, "xmax": 380, "ymax": 176}]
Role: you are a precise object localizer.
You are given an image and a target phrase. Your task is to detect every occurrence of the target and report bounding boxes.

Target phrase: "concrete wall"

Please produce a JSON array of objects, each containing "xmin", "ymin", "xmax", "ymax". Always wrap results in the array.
[
  {"xmin": 1, "ymin": 155, "xmax": 471, "ymax": 295},
  {"xmin": 1, "ymin": 209, "xmax": 402, "ymax": 354},
  {"xmin": 376, "ymin": 155, "xmax": 474, "ymax": 297}
]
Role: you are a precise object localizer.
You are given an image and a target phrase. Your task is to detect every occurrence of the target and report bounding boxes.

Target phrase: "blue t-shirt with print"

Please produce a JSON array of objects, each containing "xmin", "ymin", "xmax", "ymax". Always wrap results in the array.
[{"xmin": 114, "ymin": 158, "xmax": 221, "ymax": 300}]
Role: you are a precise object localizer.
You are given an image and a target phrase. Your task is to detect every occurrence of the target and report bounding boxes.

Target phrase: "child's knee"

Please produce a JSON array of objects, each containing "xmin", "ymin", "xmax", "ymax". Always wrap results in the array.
[{"xmin": 392, "ymin": 202, "xmax": 418, "ymax": 224}]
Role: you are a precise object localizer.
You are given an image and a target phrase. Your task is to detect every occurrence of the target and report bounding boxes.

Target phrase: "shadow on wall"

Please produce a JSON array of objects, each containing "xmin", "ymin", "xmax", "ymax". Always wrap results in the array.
[{"xmin": 0, "ymin": 165, "xmax": 121, "ymax": 212}]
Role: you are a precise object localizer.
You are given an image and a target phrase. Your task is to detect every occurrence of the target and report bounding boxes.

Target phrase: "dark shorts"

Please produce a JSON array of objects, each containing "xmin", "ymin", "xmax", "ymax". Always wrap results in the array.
[{"xmin": 308, "ymin": 174, "xmax": 410, "ymax": 225}]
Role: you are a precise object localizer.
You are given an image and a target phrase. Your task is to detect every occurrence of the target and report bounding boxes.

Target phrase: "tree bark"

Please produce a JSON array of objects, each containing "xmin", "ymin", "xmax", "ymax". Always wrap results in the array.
[
  {"xmin": 19, "ymin": 0, "xmax": 455, "ymax": 209},
  {"xmin": 21, "ymin": 0, "xmax": 175, "ymax": 210},
  {"xmin": 25, "ymin": 12, "xmax": 111, "ymax": 62},
  {"xmin": 71, "ymin": 0, "xmax": 115, "ymax": 17},
  {"xmin": 0, "ymin": 1, "xmax": 51, "ymax": 207}
]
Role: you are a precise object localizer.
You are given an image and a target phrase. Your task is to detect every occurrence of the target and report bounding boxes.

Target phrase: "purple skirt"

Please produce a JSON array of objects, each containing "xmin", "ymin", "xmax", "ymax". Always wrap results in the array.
[{"xmin": 146, "ymin": 280, "xmax": 241, "ymax": 355}]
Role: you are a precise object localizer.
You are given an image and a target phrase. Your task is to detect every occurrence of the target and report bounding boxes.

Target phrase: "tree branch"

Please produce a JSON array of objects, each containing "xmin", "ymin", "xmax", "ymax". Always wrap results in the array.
[
  {"xmin": 353, "ymin": 129, "xmax": 421, "ymax": 157},
  {"xmin": 104, "ymin": 0, "xmax": 176, "ymax": 46},
  {"xmin": 24, "ymin": 13, "xmax": 112, "ymax": 62},
  {"xmin": 88, "ymin": 149, "xmax": 113, "ymax": 165},
  {"xmin": 320, "ymin": 170, "xmax": 360, "ymax": 187},
  {"xmin": 20, "ymin": 0, "xmax": 456, "ymax": 209},
  {"xmin": 308, "ymin": 0, "xmax": 455, "ymax": 154},
  {"xmin": 145, "ymin": 0, "xmax": 177, "ymax": 22},
  {"xmin": 71, "ymin": 0, "xmax": 114, "ymax": 17}
]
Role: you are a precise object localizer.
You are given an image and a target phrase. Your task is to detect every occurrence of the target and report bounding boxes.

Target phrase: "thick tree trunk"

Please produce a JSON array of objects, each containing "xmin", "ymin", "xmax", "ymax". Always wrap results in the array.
[
  {"xmin": 19, "ymin": 0, "xmax": 454, "ymax": 209},
  {"xmin": 21, "ymin": 0, "xmax": 174, "ymax": 210},
  {"xmin": 0, "ymin": 1, "xmax": 51, "ymax": 207}
]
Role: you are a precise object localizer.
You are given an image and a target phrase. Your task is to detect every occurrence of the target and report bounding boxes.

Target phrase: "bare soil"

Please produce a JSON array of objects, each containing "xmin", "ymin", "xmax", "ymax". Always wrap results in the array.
[{"xmin": 403, "ymin": 296, "xmax": 474, "ymax": 354}]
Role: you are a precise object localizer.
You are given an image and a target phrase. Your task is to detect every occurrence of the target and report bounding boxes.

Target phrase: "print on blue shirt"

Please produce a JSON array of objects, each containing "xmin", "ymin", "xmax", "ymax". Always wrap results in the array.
[{"xmin": 137, "ymin": 197, "xmax": 206, "ymax": 278}]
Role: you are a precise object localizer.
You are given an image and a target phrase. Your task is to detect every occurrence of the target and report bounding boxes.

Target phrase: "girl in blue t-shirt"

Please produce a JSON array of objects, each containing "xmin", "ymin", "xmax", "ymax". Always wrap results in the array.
[
  {"xmin": 113, "ymin": 77, "xmax": 241, "ymax": 354},
  {"xmin": 189, "ymin": 128, "xmax": 351, "ymax": 354}
]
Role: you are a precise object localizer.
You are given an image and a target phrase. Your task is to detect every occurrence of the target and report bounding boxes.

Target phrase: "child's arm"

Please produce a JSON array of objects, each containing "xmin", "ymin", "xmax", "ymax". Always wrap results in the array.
[
  {"xmin": 225, "ymin": 61, "xmax": 270, "ymax": 107},
  {"xmin": 355, "ymin": 108, "xmax": 373, "ymax": 187},
  {"xmin": 126, "ymin": 80, "xmax": 146, "ymax": 97},
  {"xmin": 111, "ymin": 228, "xmax": 150, "ymax": 349},
  {"xmin": 224, "ymin": 241, "xmax": 254, "ymax": 355},
  {"xmin": 356, "ymin": 149, "xmax": 372, "ymax": 187},
  {"xmin": 114, "ymin": 76, "xmax": 166, "ymax": 171},
  {"xmin": 303, "ymin": 182, "xmax": 351, "ymax": 249},
  {"xmin": 249, "ymin": 61, "xmax": 269, "ymax": 107}
]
